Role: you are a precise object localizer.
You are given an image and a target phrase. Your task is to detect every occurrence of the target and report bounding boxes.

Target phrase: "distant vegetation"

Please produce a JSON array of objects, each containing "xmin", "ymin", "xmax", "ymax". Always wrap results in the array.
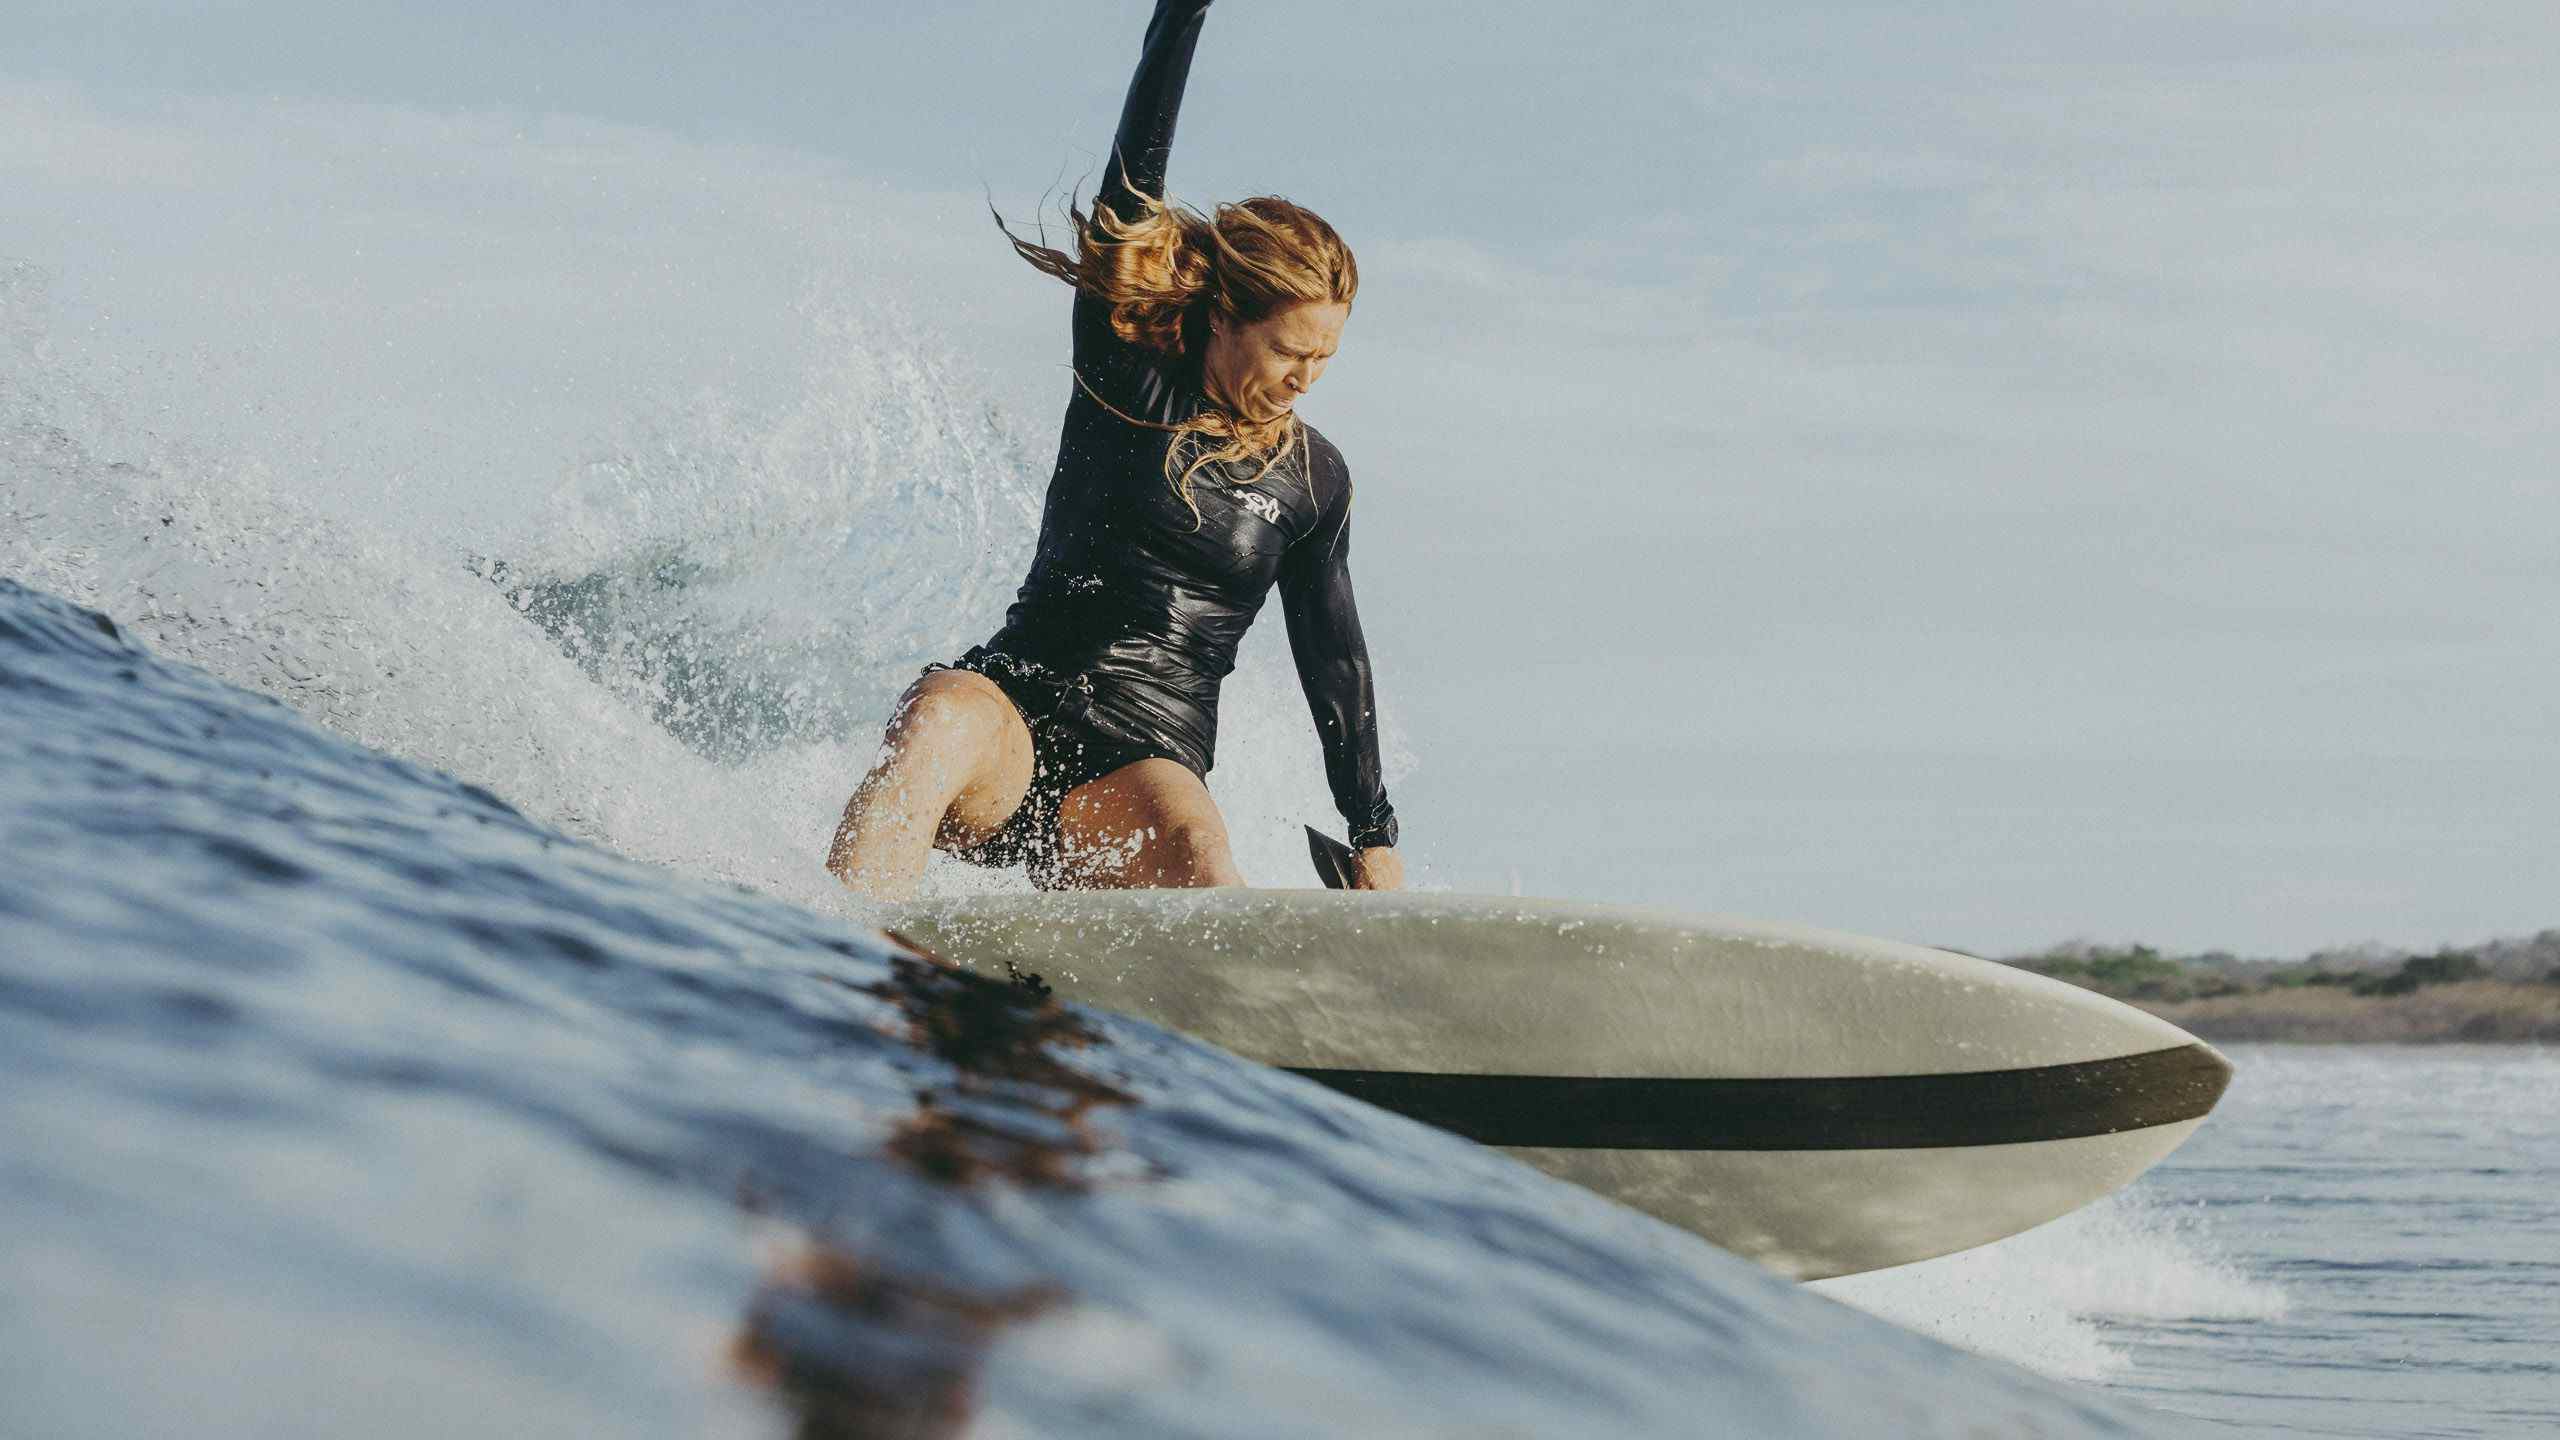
[{"xmin": 1999, "ymin": 931, "xmax": 2560, "ymax": 1043}]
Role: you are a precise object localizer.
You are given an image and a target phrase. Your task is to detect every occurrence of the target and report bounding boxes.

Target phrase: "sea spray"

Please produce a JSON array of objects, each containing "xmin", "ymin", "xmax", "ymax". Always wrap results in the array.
[
  {"xmin": 4, "ymin": 242, "xmax": 1410, "ymax": 908},
  {"xmin": 1818, "ymin": 1187, "xmax": 2288, "ymax": 1383}
]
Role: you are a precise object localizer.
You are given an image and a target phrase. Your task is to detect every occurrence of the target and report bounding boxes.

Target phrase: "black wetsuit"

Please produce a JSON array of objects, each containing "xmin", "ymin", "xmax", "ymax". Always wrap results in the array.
[{"xmin": 940, "ymin": 0, "xmax": 1396, "ymax": 881}]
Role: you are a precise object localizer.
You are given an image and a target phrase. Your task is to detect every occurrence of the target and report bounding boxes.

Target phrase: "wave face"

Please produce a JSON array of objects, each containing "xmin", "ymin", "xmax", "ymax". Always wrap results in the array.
[{"xmin": 0, "ymin": 576, "xmax": 2172, "ymax": 1436}]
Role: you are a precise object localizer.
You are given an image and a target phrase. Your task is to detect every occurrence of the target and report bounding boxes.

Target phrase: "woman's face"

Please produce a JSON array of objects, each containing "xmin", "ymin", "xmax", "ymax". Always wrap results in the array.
[{"xmin": 1203, "ymin": 301, "xmax": 1348, "ymax": 425}]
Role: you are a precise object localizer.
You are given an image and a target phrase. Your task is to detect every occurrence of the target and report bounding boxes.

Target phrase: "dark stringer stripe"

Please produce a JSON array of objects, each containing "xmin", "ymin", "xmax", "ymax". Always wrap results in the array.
[{"xmin": 1286, "ymin": 1044, "xmax": 2232, "ymax": 1152}]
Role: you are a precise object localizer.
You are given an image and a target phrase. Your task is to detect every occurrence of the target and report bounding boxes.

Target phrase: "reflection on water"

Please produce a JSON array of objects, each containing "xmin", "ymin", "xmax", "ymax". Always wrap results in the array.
[
  {"xmin": 734, "ymin": 950, "xmax": 1102, "ymax": 1438},
  {"xmin": 735, "ymin": 1244, "xmax": 1064, "ymax": 1440},
  {"xmin": 866, "ymin": 946, "xmax": 1139, "ymax": 1192}
]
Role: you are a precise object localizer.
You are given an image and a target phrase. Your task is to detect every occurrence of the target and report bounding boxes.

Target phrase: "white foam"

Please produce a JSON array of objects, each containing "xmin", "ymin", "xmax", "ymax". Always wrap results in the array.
[{"xmin": 1816, "ymin": 1186, "xmax": 2287, "ymax": 1383}]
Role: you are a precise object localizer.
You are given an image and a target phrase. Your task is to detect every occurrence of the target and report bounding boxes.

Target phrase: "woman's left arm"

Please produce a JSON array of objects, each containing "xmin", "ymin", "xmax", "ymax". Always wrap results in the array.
[
  {"xmin": 1096, "ymin": 0, "xmax": 1217, "ymax": 226},
  {"xmin": 1278, "ymin": 482, "xmax": 1402, "ymax": 887}
]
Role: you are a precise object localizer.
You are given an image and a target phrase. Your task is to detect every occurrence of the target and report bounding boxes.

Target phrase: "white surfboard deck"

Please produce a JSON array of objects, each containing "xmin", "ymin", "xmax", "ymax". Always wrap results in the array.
[{"xmin": 886, "ymin": 888, "xmax": 2231, "ymax": 1280}]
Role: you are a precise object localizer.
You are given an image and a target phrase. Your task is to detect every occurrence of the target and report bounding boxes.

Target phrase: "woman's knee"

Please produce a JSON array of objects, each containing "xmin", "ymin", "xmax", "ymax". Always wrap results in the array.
[
  {"xmin": 887, "ymin": 672, "xmax": 1004, "ymax": 747},
  {"xmin": 871, "ymin": 672, "xmax": 1030, "ymax": 835},
  {"xmin": 1053, "ymin": 759, "xmax": 1242, "ymax": 888},
  {"xmin": 877, "ymin": 675, "xmax": 1015, "ymax": 777},
  {"xmin": 1154, "ymin": 814, "xmax": 1242, "ymax": 886}
]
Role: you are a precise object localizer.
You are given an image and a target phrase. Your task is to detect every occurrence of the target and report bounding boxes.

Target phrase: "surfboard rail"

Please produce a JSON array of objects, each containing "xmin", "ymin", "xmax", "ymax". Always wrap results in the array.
[{"xmin": 888, "ymin": 888, "xmax": 2233, "ymax": 1279}]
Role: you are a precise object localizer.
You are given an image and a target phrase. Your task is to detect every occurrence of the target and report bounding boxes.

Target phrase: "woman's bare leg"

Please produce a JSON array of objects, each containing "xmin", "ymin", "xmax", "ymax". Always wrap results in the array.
[
  {"xmin": 825, "ymin": 670, "xmax": 1033, "ymax": 900},
  {"xmin": 1050, "ymin": 758, "xmax": 1245, "ymax": 889}
]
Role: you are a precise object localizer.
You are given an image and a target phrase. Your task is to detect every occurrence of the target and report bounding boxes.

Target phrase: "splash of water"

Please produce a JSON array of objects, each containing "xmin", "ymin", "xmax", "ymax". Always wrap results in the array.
[
  {"xmin": 3, "ymin": 249, "xmax": 1407, "ymax": 917},
  {"xmin": 1818, "ymin": 1188, "xmax": 2289, "ymax": 1382}
]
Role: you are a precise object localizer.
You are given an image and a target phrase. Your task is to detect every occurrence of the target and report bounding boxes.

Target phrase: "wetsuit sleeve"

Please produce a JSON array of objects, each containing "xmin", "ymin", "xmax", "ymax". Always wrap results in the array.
[
  {"xmin": 1097, "ymin": 1, "xmax": 1214, "ymax": 227},
  {"xmin": 1279, "ymin": 485, "xmax": 1399, "ymax": 851},
  {"xmin": 1073, "ymin": 1, "xmax": 1215, "ymax": 379}
]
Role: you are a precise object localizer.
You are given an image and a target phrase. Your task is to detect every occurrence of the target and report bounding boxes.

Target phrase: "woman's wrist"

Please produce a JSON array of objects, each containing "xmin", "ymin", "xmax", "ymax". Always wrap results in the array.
[
  {"xmin": 1349, "ymin": 845, "xmax": 1405, "ymax": 892},
  {"xmin": 1348, "ymin": 813, "xmax": 1398, "ymax": 851}
]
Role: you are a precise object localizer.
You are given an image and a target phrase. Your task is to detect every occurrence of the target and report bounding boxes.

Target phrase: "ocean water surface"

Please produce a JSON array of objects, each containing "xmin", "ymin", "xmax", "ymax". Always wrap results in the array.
[
  {"xmin": 1829, "ymin": 1047, "xmax": 2559, "ymax": 1438},
  {"xmin": 2105, "ymin": 1047, "xmax": 2558, "ymax": 1437}
]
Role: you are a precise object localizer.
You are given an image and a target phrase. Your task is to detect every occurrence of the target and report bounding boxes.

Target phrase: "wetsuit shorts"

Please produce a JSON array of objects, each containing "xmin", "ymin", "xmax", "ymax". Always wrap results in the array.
[{"xmin": 923, "ymin": 644, "xmax": 1204, "ymax": 887}]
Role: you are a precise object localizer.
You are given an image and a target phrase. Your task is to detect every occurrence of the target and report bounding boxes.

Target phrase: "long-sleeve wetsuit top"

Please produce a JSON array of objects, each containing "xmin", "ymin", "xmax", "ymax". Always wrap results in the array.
[{"xmin": 981, "ymin": 0, "xmax": 1398, "ymax": 850}]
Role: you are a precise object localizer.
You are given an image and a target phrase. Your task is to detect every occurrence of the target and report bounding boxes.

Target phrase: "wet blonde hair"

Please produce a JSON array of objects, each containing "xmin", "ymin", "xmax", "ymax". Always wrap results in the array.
[{"xmin": 998, "ymin": 177, "xmax": 1357, "ymax": 525}]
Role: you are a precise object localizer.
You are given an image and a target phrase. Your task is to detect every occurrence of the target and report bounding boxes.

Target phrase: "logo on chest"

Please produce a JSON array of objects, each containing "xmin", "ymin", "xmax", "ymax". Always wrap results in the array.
[{"xmin": 1236, "ymin": 490, "xmax": 1284, "ymax": 526}]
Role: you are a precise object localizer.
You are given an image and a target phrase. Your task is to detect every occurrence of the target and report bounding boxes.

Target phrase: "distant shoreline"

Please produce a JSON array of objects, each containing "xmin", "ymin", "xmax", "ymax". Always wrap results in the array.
[
  {"xmin": 2128, "ymin": 981, "xmax": 2560, "ymax": 1044},
  {"xmin": 1997, "ymin": 934, "xmax": 2560, "ymax": 1044}
]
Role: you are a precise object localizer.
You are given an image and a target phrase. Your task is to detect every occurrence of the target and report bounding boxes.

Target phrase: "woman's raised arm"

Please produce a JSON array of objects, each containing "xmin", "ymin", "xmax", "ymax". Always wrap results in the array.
[{"xmin": 1097, "ymin": 0, "xmax": 1216, "ymax": 225}]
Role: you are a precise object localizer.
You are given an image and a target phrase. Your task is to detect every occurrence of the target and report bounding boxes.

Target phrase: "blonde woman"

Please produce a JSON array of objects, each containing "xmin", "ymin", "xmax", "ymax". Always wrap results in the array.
[{"xmin": 827, "ymin": 0, "xmax": 1402, "ymax": 899}]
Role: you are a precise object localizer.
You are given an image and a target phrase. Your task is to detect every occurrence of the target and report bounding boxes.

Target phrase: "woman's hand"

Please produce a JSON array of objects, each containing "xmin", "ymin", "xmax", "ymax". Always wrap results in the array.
[{"xmin": 1350, "ymin": 846, "xmax": 1405, "ymax": 891}]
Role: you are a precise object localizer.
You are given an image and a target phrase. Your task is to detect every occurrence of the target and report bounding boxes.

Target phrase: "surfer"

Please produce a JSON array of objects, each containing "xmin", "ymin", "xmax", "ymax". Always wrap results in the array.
[{"xmin": 826, "ymin": 0, "xmax": 1402, "ymax": 899}]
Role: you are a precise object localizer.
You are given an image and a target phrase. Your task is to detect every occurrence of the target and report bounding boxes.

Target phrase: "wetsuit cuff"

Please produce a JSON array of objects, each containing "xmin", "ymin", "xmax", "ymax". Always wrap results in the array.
[{"xmin": 1348, "ymin": 814, "xmax": 1399, "ymax": 851}]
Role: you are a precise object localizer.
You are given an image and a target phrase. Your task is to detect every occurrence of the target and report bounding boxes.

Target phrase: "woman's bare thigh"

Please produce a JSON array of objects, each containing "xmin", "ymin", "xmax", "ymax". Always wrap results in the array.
[
  {"xmin": 889, "ymin": 669, "xmax": 1035, "ymax": 847},
  {"xmin": 1051, "ymin": 758, "xmax": 1244, "ymax": 889}
]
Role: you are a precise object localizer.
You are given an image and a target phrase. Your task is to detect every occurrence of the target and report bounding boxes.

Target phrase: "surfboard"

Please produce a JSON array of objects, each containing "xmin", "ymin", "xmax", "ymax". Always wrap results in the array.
[{"xmin": 885, "ymin": 889, "xmax": 2231, "ymax": 1280}]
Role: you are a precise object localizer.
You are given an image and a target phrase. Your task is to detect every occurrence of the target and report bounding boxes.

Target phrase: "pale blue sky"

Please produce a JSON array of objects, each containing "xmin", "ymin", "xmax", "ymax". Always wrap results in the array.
[{"xmin": 9, "ymin": 2, "xmax": 2556, "ymax": 953}]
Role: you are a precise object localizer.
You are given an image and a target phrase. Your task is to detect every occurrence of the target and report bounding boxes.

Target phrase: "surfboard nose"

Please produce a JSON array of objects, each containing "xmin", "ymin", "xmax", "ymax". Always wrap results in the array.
[{"xmin": 2193, "ymin": 1039, "xmax": 2236, "ymax": 1108}]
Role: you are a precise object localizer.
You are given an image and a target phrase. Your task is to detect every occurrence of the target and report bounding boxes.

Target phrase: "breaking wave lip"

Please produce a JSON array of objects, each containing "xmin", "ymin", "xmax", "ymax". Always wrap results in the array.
[
  {"xmin": 0, "ymin": 575, "xmax": 2187, "ymax": 1437},
  {"xmin": 467, "ymin": 311, "xmax": 1054, "ymax": 770}
]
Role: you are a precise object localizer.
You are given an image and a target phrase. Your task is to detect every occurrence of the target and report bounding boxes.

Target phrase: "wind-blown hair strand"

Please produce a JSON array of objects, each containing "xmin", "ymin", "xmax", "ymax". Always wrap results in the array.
[{"xmin": 996, "ymin": 173, "xmax": 1356, "ymax": 526}]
